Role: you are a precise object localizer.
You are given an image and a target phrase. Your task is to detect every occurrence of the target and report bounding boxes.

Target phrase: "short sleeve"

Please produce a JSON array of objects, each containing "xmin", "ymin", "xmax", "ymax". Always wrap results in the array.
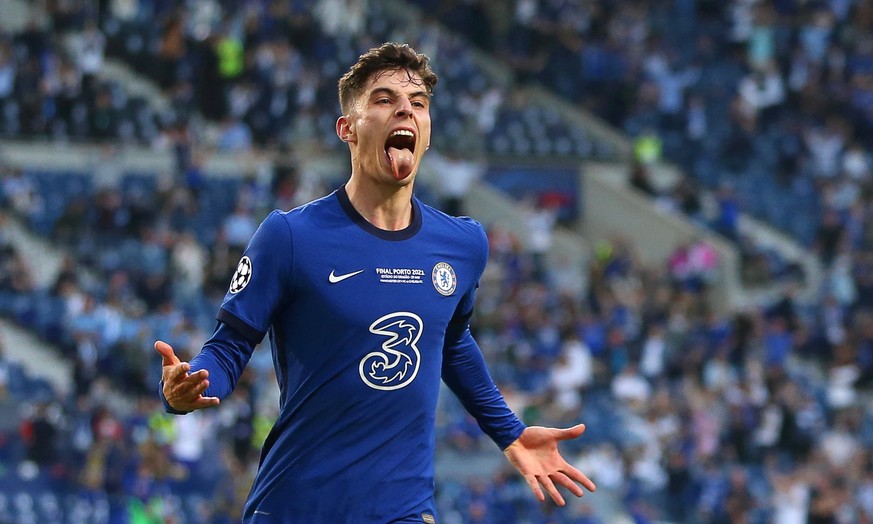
[{"xmin": 217, "ymin": 210, "xmax": 294, "ymax": 343}]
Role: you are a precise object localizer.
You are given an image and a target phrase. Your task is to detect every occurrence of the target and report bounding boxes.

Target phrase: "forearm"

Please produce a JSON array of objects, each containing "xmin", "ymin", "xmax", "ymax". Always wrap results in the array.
[
  {"xmin": 160, "ymin": 321, "xmax": 256, "ymax": 414},
  {"xmin": 442, "ymin": 327, "xmax": 526, "ymax": 450},
  {"xmin": 191, "ymin": 321, "xmax": 257, "ymax": 398}
]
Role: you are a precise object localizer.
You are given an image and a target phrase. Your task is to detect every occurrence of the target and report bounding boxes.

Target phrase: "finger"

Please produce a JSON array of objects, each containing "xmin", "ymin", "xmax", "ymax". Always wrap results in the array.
[
  {"xmin": 556, "ymin": 423, "xmax": 586, "ymax": 441},
  {"xmin": 193, "ymin": 378, "xmax": 210, "ymax": 396},
  {"xmin": 155, "ymin": 340, "xmax": 181, "ymax": 366},
  {"xmin": 175, "ymin": 362, "xmax": 191, "ymax": 379},
  {"xmin": 167, "ymin": 379, "xmax": 217, "ymax": 410},
  {"xmin": 181, "ymin": 369, "xmax": 209, "ymax": 384},
  {"xmin": 524, "ymin": 475, "xmax": 545, "ymax": 503},
  {"xmin": 551, "ymin": 471, "xmax": 584, "ymax": 498},
  {"xmin": 161, "ymin": 362, "xmax": 190, "ymax": 386},
  {"xmin": 173, "ymin": 373, "xmax": 208, "ymax": 396},
  {"xmin": 562, "ymin": 463, "xmax": 597, "ymax": 492},
  {"xmin": 173, "ymin": 396, "xmax": 221, "ymax": 413},
  {"xmin": 538, "ymin": 474, "xmax": 565, "ymax": 506},
  {"xmin": 191, "ymin": 396, "xmax": 221, "ymax": 409}
]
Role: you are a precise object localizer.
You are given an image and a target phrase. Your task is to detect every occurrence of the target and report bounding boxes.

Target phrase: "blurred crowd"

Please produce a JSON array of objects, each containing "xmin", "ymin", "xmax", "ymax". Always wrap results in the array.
[
  {"xmin": 3, "ymin": 161, "xmax": 873, "ymax": 522},
  {"xmin": 421, "ymin": 0, "xmax": 873, "ymax": 296},
  {"xmin": 0, "ymin": 0, "xmax": 615, "ymax": 160},
  {"xmin": 0, "ymin": 0, "xmax": 872, "ymax": 523},
  {"xmin": 425, "ymin": 0, "xmax": 873, "ymax": 265}
]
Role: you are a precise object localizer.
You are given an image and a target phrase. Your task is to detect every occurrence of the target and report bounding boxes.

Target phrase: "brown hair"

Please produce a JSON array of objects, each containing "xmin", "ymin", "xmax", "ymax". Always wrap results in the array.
[{"xmin": 338, "ymin": 42, "xmax": 438, "ymax": 114}]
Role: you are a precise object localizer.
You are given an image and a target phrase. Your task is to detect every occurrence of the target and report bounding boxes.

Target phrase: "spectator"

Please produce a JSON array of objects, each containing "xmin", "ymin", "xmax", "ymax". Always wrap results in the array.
[
  {"xmin": 2, "ymin": 167, "xmax": 42, "ymax": 220},
  {"xmin": 628, "ymin": 160, "xmax": 658, "ymax": 197},
  {"xmin": 421, "ymin": 149, "xmax": 484, "ymax": 216},
  {"xmin": 156, "ymin": 17, "xmax": 186, "ymax": 91},
  {"xmin": 611, "ymin": 362, "xmax": 651, "ymax": 411},
  {"xmin": 737, "ymin": 62, "xmax": 786, "ymax": 130},
  {"xmin": 221, "ymin": 200, "xmax": 258, "ymax": 250},
  {"xmin": 548, "ymin": 331, "xmax": 593, "ymax": 413},
  {"xmin": 170, "ymin": 230, "xmax": 207, "ymax": 302},
  {"xmin": 639, "ymin": 322, "xmax": 668, "ymax": 380},
  {"xmin": 521, "ymin": 194, "xmax": 557, "ymax": 281},
  {"xmin": 814, "ymin": 208, "xmax": 847, "ymax": 267},
  {"xmin": 216, "ymin": 116, "xmax": 253, "ymax": 152},
  {"xmin": 0, "ymin": 40, "xmax": 15, "ymax": 102},
  {"xmin": 21, "ymin": 401, "xmax": 60, "ymax": 469},
  {"xmin": 70, "ymin": 19, "xmax": 105, "ymax": 90}
]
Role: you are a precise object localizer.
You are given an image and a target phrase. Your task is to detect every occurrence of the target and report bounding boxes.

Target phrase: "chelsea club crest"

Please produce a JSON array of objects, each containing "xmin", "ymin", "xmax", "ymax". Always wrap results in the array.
[{"xmin": 431, "ymin": 262, "xmax": 456, "ymax": 296}]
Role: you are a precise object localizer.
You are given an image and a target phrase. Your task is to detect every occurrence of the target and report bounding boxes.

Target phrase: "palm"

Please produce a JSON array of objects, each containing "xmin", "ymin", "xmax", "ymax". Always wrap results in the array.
[{"xmin": 503, "ymin": 424, "xmax": 596, "ymax": 506}]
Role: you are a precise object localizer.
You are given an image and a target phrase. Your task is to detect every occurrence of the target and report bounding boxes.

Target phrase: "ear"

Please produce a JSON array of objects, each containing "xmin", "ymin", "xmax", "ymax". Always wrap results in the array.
[{"xmin": 336, "ymin": 115, "xmax": 356, "ymax": 143}]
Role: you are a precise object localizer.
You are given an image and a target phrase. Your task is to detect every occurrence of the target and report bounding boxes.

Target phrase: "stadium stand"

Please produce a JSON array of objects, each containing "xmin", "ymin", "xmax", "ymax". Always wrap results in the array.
[{"xmin": 1, "ymin": 0, "xmax": 873, "ymax": 523}]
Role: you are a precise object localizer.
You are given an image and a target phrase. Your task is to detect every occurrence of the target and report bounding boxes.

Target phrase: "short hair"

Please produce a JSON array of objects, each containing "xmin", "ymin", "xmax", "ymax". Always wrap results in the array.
[{"xmin": 338, "ymin": 42, "xmax": 438, "ymax": 114}]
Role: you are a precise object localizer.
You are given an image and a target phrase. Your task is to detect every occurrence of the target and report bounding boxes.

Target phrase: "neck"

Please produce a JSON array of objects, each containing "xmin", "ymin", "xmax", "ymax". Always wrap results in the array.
[{"xmin": 344, "ymin": 175, "xmax": 414, "ymax": 231}]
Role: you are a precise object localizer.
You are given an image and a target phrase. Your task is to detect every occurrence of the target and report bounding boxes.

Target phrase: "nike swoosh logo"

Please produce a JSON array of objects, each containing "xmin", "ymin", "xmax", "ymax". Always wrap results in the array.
[{"xmin": 328, "ymin": 269, "xmax": 364, "ymax": 283}]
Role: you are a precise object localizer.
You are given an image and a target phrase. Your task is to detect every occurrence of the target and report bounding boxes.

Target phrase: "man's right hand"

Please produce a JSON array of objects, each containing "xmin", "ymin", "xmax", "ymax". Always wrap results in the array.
[{"xmin": 155, "ymin": 340, "xmax": 221, "ymax": 412}]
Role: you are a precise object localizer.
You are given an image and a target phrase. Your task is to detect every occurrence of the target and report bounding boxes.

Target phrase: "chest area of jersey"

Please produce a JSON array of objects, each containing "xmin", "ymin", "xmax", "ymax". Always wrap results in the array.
[
  {"xmin": 289, "ymin": 238, "xmax": 470, "ymax": 391},
  {"xmin": 296, "ymin": 238, "xmax": 467, "ymax": 314}
]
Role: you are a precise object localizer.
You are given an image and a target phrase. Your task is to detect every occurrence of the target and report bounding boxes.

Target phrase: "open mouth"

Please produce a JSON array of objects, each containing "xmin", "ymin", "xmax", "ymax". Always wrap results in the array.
[
  {"xmin": 384, "ymin": 129, "xmax": 417, "ymax": 180},
  {"xmin": 385, "ymin": 129, "xmax": 416, "ymax": 155}
]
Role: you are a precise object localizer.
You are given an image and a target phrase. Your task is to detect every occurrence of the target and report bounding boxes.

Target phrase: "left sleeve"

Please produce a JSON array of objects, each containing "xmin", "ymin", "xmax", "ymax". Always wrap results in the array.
[
  {"xmin": 442, "ymin": 320, "xmax": 526, "ymax": 450},
  {"xmin": 441, "ymin": 221, "xmax": 526, "ymax": 450}
]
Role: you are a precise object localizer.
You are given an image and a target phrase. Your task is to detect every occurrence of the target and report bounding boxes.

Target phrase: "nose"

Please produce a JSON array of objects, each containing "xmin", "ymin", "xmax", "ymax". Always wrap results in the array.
[{"xmin": 395, "ymin": 97, "xmax": 413, "ymax": 117}]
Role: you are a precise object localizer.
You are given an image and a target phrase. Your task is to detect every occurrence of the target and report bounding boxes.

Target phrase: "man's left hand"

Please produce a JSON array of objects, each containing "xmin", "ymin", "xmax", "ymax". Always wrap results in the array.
[{"xmin": 503, "ymin": 423, "xmax": 596, "ymax": 506}]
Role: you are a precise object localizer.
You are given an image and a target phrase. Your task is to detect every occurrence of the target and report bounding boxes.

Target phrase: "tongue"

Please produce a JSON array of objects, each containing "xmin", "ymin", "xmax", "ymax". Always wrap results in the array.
[{"xmin": 387, "ymin": 147, "xmax": 414, "ymax": 180}]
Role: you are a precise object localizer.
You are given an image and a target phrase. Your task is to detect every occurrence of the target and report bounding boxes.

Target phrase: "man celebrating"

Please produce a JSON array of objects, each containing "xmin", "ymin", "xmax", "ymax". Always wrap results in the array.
[{"xmin": 156, "ymin": 42, "xmax": 596, "ymax": 523}]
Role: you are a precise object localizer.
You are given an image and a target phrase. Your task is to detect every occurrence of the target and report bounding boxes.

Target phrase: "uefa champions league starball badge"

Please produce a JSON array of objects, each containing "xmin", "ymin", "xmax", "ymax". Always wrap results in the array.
[{"xmin": 230, "ymin": 256, "xmax": 253, "ymax": 294}]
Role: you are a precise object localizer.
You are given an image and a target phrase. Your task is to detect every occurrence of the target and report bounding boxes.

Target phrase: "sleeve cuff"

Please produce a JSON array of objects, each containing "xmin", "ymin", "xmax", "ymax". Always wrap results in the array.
[{"xmin": 496, "ymin": 420, "xmax": 527, "ymax": 451}]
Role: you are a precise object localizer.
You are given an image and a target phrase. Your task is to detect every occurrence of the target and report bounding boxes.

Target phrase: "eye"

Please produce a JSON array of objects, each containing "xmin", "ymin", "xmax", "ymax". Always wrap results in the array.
[
  {"xmin": 377, "ymin": 98, "xmax": 391, "ymax": 104},
  {"xmin": 412, "ymin": 100, "xmax": 426, "ymax": 108}
]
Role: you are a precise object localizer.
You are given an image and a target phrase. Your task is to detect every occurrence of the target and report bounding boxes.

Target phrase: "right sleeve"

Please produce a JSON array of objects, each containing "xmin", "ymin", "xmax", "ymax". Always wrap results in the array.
[
  {"xmin": 159, "ymin": 211, "xmax": 293, "ymax": 415},
  {"xmin": 216, "ymin": 210, "xmax": 295, "ymax": 343},
  {"xmin": 189, "ymin": 321, "xmax": 258, "ymax": 399}
]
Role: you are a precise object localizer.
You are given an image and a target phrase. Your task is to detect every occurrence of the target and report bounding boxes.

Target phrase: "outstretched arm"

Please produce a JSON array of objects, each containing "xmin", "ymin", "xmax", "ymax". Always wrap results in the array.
[
  {"xmin": 442, "ymin": 328, "xmax": 596, "ymax": 505},
  {"xmin": 503, "ymin": 424, "xmax": 596, "ymax": 506},
  {"xmin": 156, "ymin": 211, "xmax": 291, "ymax": 414},
  {"xmin": 156, "ymin": 320, "xmax": 258, "ymax": 414}
]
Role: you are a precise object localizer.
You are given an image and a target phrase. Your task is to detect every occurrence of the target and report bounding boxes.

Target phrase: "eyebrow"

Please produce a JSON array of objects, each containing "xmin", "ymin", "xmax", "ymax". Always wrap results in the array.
[{"xmin": 369, "ymin": 87, "xmax": 431, "ymax": 101}]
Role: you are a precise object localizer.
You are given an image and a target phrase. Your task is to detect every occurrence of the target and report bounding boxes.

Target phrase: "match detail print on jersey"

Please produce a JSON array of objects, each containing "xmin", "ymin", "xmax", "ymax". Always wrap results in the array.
[
  {"xmin": 376, "ymin": 267, "xmax": 426, "ymax": 285},
  {"xmin": 229, "ymin": 256, "xmax": 253, "ymax": 294},
  {"xmin": 359, "ymin": 312, "xmax": 423, "ymax": 390}
]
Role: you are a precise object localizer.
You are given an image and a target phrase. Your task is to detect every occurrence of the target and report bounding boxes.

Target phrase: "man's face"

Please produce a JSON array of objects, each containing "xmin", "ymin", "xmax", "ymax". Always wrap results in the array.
[{"xmin": 338, "ymin": 68, "xmax": 431, "ymax": 185}]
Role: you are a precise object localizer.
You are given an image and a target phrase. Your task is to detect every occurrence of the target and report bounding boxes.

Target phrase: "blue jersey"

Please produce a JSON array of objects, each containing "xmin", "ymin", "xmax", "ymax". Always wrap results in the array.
[{"xmin": 176, "ymin": 186, "xmax": 525, "ymax": 523}]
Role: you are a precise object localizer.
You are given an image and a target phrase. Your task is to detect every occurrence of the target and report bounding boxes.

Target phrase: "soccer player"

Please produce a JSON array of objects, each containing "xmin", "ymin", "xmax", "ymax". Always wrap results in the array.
[{"xmin": 156, "ymin": 42, "xmax": 596, "ymax": 523}]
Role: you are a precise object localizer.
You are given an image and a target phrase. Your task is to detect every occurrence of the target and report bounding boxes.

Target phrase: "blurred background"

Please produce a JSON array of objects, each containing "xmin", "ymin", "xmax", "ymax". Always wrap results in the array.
[{"xmin": 0, "ymin": 0, "xmax": 872, "ymax": 522}]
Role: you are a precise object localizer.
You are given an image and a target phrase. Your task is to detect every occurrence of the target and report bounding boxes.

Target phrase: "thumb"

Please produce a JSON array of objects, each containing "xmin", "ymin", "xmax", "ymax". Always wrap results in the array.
[
  {"xmin": 557, "ymin": 423, "xmax": 586, "ymax": 441},
  {"xmin": 155, "ymin": 340, "xmax": 181, "ymax": 366}
]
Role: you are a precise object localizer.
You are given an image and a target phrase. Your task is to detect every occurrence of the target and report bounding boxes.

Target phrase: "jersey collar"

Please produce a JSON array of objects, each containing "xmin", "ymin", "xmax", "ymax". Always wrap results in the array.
[{"xmin": 336, "ymin": 184, "xmax": 423, "ymax": 241}]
